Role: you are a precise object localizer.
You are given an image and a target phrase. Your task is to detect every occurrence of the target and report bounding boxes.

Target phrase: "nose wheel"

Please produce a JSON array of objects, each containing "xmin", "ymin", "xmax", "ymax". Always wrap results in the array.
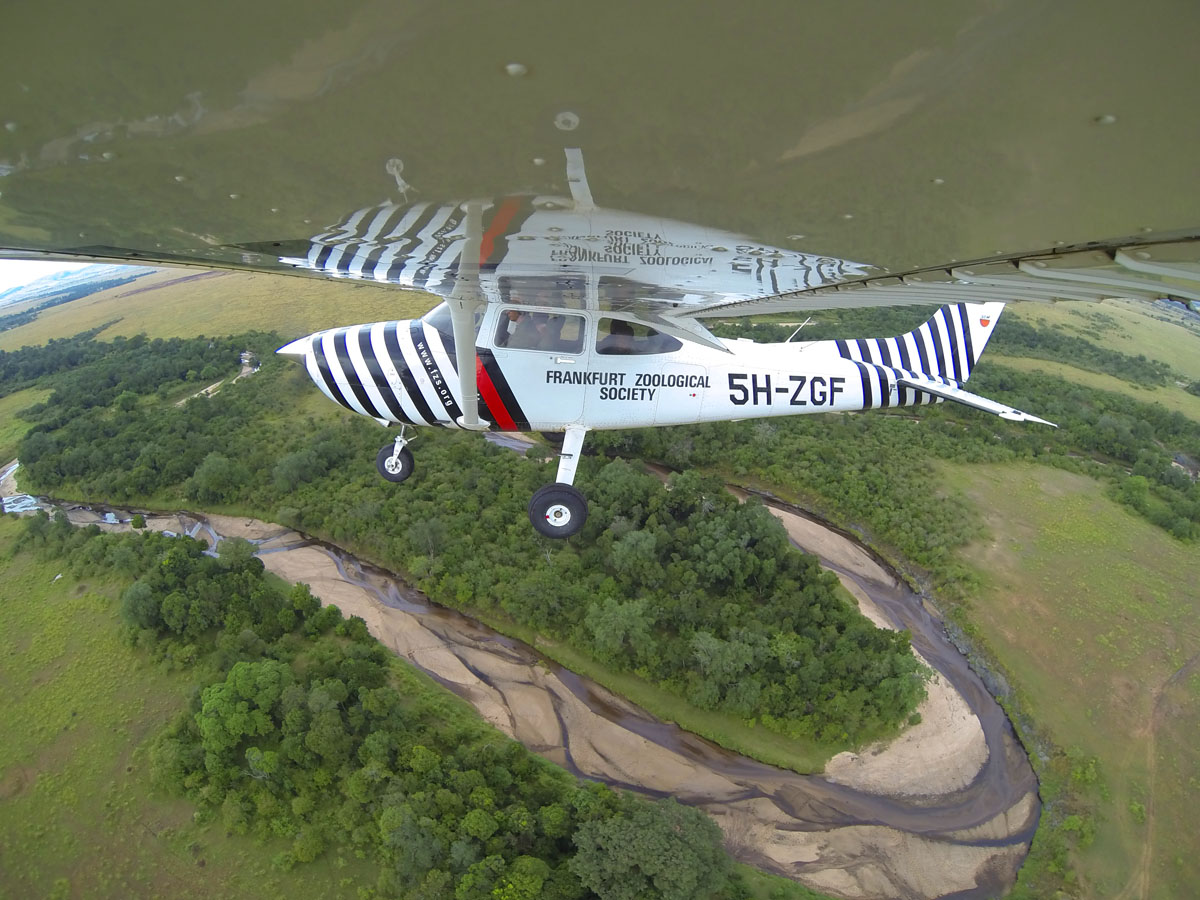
[
  {"xmin": 529, "ymin": 425, "xmax": 589, "ymax": 538},
  {"xmin": 376, "ymin": 426, "xmax": 414, "ymax": 483}
]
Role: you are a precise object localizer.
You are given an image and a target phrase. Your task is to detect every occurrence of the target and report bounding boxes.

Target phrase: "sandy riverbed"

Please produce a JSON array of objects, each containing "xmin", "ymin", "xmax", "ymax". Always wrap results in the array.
[
  {"xmin": 763, "ymin": 503, "xmax": 989, "ymax": 798},
  {"xmin": 252, "ymin": 530, "xmax": 1032, "ymax": 899},
  {"xmin": 720, "ymin": 483, "xmax": 991, "ymax": 799},
  {"xmin": 210, "ymin": 513, "xmax": 1030, "ymax": 899}
]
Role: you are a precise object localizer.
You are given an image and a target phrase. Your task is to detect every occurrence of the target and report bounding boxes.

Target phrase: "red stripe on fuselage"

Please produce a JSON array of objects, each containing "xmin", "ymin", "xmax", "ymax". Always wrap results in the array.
[
  {"xmin": 476, "ymin": 356, "xmax": 517, "ymax": 430},
  {"xmin": 479, "ymin": 197, "xmax": 522, "ymax": 265}
]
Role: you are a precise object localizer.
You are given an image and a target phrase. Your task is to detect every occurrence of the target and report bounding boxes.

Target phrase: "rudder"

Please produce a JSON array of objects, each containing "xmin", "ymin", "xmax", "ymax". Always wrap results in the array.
[{"xmin": 833, "ymin": 302, "xmax": 1004, "ymax": 385}]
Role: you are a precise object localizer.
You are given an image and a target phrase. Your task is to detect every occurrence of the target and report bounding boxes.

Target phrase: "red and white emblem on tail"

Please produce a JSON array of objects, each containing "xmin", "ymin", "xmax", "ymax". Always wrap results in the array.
[{"xmin": 980, "ymin": 316, "xmax": 991, "ymax": 327}]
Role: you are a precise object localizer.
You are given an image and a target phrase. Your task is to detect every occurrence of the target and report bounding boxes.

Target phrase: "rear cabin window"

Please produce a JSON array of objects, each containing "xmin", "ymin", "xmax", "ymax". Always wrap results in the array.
[
  {"xmin": 494, "ymin": 310, "xmax": 586, "ymax": 353},
  {"xmin": 595, "ymin": 318, "xmax": 683, "ymax": 355}
]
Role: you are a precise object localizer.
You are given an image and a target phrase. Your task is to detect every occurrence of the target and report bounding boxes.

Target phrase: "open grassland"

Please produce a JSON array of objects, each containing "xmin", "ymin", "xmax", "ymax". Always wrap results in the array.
[
  {"xmin": 1010, "ymin": 299, "xmax": 1200, "ymax": 382},
  {"xmin": 0, "ymin": 387, "xmax": 51, "ymax": 461},
  {"xmin": 0, "ymin": 266, "xmax": 440, "ymax": 349},
  {"xmin": 941, "ymin": 462, "xmax": 1200, "ymax": 899},
  {"xmin": 0, "ymin": 517, "xmax": 380, "ymax": 900},
  {"xmin": 992, "ymin": 357, "xmax": 1200, "ymax": 421}
]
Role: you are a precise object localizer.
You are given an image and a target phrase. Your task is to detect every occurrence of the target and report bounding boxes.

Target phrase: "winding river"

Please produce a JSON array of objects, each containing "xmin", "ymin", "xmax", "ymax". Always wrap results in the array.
[{"xmin": 2, "ymin": 459, "xmax": 1038, "ymax": 900}]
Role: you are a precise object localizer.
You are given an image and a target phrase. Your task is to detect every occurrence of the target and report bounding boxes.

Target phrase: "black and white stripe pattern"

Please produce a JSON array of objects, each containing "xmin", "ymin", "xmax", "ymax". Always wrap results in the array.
[
  {"xmin": 304, "ymin": 201, "xmax": 470, "ymax": 289},
  {"xmin": 834, "ymin": 303, "xmax": 986, "ymax": 410},
  {"xmin": 306, "ymin": 321, "xmax": 467, "ymax": 427}
]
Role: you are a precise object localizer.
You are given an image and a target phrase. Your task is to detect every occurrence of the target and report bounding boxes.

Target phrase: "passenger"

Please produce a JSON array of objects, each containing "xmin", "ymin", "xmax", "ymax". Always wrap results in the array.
[
  {"xmin": 538, "ymin": 315, "xmax": 568, "ymax": 351},
  {"xmin": 597, "ymin": 319, "xmax": 635, "ymax": 355}
]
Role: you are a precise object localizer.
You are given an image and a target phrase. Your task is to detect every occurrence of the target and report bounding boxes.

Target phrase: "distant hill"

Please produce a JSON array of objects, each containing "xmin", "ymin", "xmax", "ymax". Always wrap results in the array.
[
  {"xmin": 0, "ymin": 265, "xmax": 155, "ymax": 334},
  {"xmin": 0, "ymin": 264, "xmax": 150, "ymax": 307}
]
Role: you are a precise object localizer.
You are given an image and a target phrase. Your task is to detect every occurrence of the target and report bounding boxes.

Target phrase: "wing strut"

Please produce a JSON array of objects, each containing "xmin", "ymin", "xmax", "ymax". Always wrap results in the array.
[{"xmin": 451, "ymin": 201, "xmax": 490, "ymax": 431}]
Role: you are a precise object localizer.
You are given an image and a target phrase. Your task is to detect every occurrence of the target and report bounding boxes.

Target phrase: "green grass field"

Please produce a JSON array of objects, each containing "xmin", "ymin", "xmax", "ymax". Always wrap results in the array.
[
  {"xmin": 1010, "ymin": 299, "xmax": 1200, "ymax": 382},
  {"xmin": 0, "ymin": 386, "xmax": 52, "ymax": 462},
  {"xmin": 991, "ymin": 356, "xmax": 1200, "ymax": 421},
  {"xmin": 941, "ymin": 462, "xmax": 1200, "ymax": 899},
  {"xmin": 0, "ymin": 517, "xmax": 380, "ymax": 899},
  {"xmin": 0, "ymin": 267, "xmax": 440, "ymax": 350}
]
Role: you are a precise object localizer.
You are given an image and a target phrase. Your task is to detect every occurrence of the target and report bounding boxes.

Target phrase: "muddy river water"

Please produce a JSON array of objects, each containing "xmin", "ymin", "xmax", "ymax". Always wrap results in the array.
[{"xmin": 3, "ymin": 459, "xmax": 1038, "ymax": 900}]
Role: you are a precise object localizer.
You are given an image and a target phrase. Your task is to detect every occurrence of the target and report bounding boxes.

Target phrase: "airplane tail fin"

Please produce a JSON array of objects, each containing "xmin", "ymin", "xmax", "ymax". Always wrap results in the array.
[
  {"xmin": 832, "ymin": 301, "xmax": 1005, "ymax": 385},
  {"xmin": 831, "ymin": 302, "xmax": 1055, "ymax": 425}
]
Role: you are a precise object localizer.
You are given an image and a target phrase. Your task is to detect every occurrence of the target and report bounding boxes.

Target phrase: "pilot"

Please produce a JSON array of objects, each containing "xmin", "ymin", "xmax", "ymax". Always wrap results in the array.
[
  {"xmin": 496, "ymin": 309, "xmax": 520, "ymax": 347},
  {"xmin": 513, "ymin": 312, "xmax": 548, "ymax": 349},
  {"xmin": 597, "ymin": 319, "xmax": 635, "ymax": 354},
  {"xmin": 499, "ymin": 309, "xmax": 546, "ymax": 349}
]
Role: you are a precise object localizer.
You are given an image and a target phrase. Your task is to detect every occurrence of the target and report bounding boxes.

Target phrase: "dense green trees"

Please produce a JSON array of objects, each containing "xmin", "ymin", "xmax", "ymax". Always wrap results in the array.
[
  {"xmin": 15, "ymin": 339, "xmax": 928, "ymax": 746},
  {"xmin": 571, "ymin": 798, "xmax": 730, "ymax": 900},
  {"xmin": 15, "ymin": 517, "xmax": 740, "ymax": 900},
  {"xmin": 2, "ymin": 327, "xmax": 249, "ymax": 403}
]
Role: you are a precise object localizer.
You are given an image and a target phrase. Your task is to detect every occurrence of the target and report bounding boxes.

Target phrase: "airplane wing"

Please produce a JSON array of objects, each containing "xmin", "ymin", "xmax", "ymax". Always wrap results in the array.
[
  {"xmin": 0, "ymin": 1, "xmax": 1197, "ymax": 355},
  {"xmin": 212, "ymin": 149, "xmax": 1199, "ymax": 355},
  {"xmin": 677, "ymin": 237, "xmax": 1200, "ymax": 320},
  {"xmin": 228, "ymin": 203, "xmax": 1200, "ymax": 354}
]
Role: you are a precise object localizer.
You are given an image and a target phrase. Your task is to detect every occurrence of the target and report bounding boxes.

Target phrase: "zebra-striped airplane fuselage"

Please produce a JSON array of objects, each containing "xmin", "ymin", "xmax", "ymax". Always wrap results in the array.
[
  {"xmin": 278, "ymin": 299, "xmax": 1054, "ymax": 536},
  {"xmin": 281, "ymin": 300, "xmax": 1019, "ymax": 432}
]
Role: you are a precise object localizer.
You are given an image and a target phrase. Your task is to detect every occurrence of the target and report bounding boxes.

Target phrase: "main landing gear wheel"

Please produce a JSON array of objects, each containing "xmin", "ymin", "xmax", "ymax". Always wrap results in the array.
[
  {"xmin": 528, "ymin": 483, "xmax": 588, "ymax": 538},
  {"xmin": 376, "ymin": 444, "xmax": 414, "ymax": 483}
]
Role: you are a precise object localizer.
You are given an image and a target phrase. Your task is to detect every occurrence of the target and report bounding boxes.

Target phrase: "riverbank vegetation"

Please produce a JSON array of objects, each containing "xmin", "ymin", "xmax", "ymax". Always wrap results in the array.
[
  {"xmin": 13, "ymin": 331, "xmax": 927, "ymax": 758},
  {"xmin": 703, "ymin": 304, "xmax": 1200, "ymax": 897},
  {"xmin": 0, "ymin": 515, "xmax": 382, "ymax": 899},
  {"xmin": 0, "ymin": 385, "xmax": 51, "ymax": 462},
  {"xmin": 10, "ymin": 512, "xmax": 827, "ymax": 900}
]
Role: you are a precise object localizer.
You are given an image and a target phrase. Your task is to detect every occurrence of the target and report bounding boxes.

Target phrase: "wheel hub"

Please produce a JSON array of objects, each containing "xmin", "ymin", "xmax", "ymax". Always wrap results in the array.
[{"xmin": 544, "ymin": 503, "xmax": 572, "ymax": 527}]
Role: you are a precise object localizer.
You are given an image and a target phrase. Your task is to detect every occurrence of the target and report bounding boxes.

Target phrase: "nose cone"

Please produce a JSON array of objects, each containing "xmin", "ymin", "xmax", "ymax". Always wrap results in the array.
[{"xmin": 276, "ymin": 335, "xmax": 313, "ymax": 362}]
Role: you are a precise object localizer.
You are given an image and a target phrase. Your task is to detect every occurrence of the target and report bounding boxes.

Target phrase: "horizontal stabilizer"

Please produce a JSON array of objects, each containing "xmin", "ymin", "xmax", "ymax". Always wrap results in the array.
[{"xmin": 897, "ymin": 375, "xmax": 1056, "ymax": 427}]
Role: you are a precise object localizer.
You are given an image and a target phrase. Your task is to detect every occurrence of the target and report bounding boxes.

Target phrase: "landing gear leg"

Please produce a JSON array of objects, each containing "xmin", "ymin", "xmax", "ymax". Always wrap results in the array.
[
  {"xmin": 528, "ymin": 426, "xmax": 588, "ymax": 538},
  {"xmin": 376, "ymin": 425, "xmax": 415, "ymax": 483}
]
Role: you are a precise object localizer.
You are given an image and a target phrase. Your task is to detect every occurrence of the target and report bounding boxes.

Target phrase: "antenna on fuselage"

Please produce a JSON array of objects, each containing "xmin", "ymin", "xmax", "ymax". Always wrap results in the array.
[
  {"xmin": 786, "ymin": 317, "xmax": 816, "ymax": 341},
  {"xmin": 564, "ymin": 148, "xmax": 595, "ymax": 211}
]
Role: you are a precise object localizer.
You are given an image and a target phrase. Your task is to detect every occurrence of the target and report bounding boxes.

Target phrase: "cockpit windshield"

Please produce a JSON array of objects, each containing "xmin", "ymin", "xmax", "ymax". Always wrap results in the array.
[{"xmin": 421, "ymin": 302, "xmax": 483, "ymax": 340}]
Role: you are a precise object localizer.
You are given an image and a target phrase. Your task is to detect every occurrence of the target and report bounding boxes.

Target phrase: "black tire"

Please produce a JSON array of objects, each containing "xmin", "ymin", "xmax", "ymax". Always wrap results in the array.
[
  {"xmin": 528, "ymin": 482, "xmax": 588, "ymax": 538},
  {"xmin": 540, "ymin": 431, "xmax": 565, "ymax": 447},
  {"xmin": 375, "ymin": 445, "xmax": 414, "ymax": 483}
]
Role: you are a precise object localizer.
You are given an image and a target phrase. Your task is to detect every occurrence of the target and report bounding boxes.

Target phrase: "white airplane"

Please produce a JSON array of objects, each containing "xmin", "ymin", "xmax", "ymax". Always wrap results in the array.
[{"xmin": 275, "ymin": 151, "xmax": 1061, "ymax": 537}]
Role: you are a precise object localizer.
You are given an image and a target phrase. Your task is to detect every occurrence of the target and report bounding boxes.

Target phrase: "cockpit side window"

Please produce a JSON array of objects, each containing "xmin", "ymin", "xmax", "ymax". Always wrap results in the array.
[
  {"xmin": 595, "ymin": 318, "xmax": 682, "ymax": 355},
  {"xmin": 494, "ymin": 309, "xmax": 586, "ymax": 353}
]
